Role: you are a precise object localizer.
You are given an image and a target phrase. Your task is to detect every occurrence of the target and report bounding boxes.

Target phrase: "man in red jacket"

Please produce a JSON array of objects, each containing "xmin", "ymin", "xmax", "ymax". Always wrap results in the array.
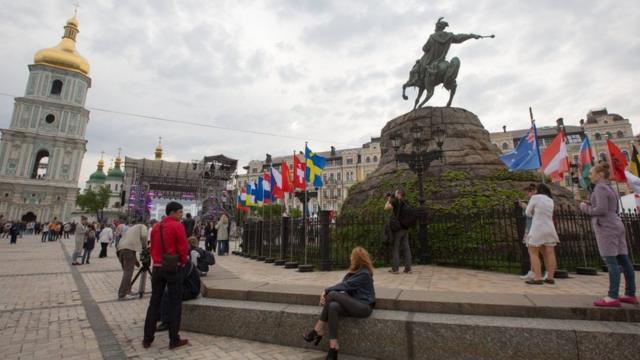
[{"xmin": 143, "ymin": 202, "xmax": 189, "ymax": 350}]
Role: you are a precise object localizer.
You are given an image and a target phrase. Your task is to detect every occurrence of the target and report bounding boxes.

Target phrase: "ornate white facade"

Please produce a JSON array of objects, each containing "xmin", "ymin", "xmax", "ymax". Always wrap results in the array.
[{"xmin": 0, "ymin": 15, "xmax": 90, "ymax": 222}]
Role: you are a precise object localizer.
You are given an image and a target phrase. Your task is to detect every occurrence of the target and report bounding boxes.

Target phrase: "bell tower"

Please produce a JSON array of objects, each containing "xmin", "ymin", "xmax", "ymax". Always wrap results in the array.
[{"xmin": 0, "ymin": 13, "xmax": 91, "ymax": 222}]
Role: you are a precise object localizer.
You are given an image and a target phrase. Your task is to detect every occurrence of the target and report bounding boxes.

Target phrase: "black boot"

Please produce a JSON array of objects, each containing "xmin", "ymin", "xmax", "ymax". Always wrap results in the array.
[
  {"xmin": 302, "ymin": 329, "xmax": 323, "ymax": 346},
  {"xmin": 326, "ymin": 348, "xmax": 338, "ymax": 360}
]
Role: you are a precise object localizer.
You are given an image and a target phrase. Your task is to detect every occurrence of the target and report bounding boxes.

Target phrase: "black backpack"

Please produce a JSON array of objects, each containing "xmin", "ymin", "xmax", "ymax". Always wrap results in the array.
[
  {"xmin": 195, "ymin": 248, "xmax": 215, "ymax": 273},
  {"xmin": 398, "ymin": 201, "xmax": 418, "ymax": 229}
]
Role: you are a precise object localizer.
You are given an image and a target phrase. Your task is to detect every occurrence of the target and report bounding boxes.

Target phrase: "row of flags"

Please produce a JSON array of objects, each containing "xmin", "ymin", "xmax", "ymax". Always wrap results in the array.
[
  {"xmin": 499, "ymin": 123, "xmax": 640, "ymax": 189},
  {"xmin": 236, "ymin": 145, "xmax": 327, "ymax": 212}
]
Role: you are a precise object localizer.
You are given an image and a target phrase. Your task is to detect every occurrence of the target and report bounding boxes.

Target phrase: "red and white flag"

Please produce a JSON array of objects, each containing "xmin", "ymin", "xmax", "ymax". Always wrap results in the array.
[
  {"xmin": 293, "ymin": 154, "xmax": 306, "ymax": 190},
  {"xmin": 270, "ymin": 166, "xmax": 284, "ymax": 200},
  {"xmin": 280, "ymin": 160, "xmax": 293, "ymax": 194},
  {"xmin": 541, "ymin": 132, "xmax": 569, "ymax": 182}
]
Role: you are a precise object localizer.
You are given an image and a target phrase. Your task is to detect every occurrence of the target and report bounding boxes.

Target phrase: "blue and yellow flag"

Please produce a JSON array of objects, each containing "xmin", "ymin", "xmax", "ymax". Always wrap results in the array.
[{"xmin": 305, "ymin": 145, "xmax": 326, "ymax": 188}]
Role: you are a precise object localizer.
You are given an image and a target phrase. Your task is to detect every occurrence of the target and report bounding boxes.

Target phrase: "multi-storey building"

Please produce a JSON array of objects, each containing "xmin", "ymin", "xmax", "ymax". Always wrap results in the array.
[
  {"xmin": 490, "ymin": 108, "xmax": 635, "ymax": 192},
  {"xmin": 0, "ymin": 14, "xmax": 91, "ymax": 222},
  {"xmin": 238, "ymin": 138, "xmax": 381, "ymax": 213}
]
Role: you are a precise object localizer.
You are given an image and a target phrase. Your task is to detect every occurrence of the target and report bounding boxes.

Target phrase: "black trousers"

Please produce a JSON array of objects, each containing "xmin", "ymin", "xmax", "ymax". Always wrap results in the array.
[
  {"xmin": 319, "ymin": 292, "xmax": 372, "ymax": 340},
  {"xmin": 144, "ymin": 267, "xmax": 184, "ymax": 344},
  {"xmin": 99, "ymin": 243, "xmax": 108, "ymax": 258}
]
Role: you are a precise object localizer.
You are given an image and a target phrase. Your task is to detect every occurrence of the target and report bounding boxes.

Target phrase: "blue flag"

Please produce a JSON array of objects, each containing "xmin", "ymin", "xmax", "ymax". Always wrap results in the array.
[
  {"xmin": 305, "ymin": 145, "xmax": 326, "ymax": 188},
  {"xmin": 499, "ymin": 125, "xmax": 541, "ymax": 171},
  {"xmin": 254, "ymin": 176, "xmax": 264, "ymax": 206}
]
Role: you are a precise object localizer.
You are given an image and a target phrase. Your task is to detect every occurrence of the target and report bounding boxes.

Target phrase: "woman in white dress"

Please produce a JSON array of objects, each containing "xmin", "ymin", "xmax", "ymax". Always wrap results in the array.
[{"xmin": 524, "ymin": 183, "xmax": 559, "ymax": 285}]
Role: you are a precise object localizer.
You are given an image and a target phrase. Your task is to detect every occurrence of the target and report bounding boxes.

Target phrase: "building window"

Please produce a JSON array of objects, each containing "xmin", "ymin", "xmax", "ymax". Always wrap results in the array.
[
  {"xmin": 31, "ymin": 150, "xmax": 49, "ymax": 179},
  {"xmin": 599, "ymin": 152, "xmax": 607, "ymax": 161},
  {"xmin": 45, "ymin": 114, "xmax": 55, "ymax": 124},
  {"xmin": 567, "ymin": 134, "xmax": 582, "ymax": 144},
  {"xmin": 594, "ymin": 133, "xmax": 602, "ymax": 141},
  {"xmin": 617, "ymin": 130, "xmax": 625, "ymax": 138},
  {"xmin": 373, "ymin": 155, "xmax": 378, "ymax": 162},
  {"xmin": 336, "ymin": 172, "xmax": 341, "ymax": 181},
  {"xmin": 366, "ymin": 156, "xmax": 371, "ymax": 163},
  {"xmin": 346, "ymin": 158, "xmax": 353, "ymax": 165},
  {"xmin": 50, "ymin": 80, "xmax": 63, "ymax": 95},
  {"xmin": 337, "ymin": 189, "xmax": 341, "ymax": 197},
  {"xmin": 501, "ymin": 142, "xmax": 509, "ymax": 150},
  {"xmin": 573, "ymin": 154, "xmax": 579, "ymax": 164},
  {"xmin": 606, "ymin": 132, "xmax": 613, "ymax": 139}
]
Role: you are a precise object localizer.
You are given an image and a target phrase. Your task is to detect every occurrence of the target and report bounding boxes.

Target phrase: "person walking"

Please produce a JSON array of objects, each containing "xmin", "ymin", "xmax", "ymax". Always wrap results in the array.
[
  {"xmin": 182, "ymin": 213, "xmax": 195, "ymax": 237},
  {"xmin": 204, "ymin": 221, "xmax": 216, "ymax": 252},
  {"xmin": 303, "ymin": 247, "xmax": 376, "ymax": 360},
  {"xmin": 9, "ymin": 221, "xmax": 19, "ymax": 244},
  {"xmin": 99, "ymin": 224, "xmax": 114, "ymax": 258},
  {"xmin": 580, "ymin": 162, "xmax": 637, "ymax": 307},
  {"xmin": 81, "ymin": 225, "xmax": 97, "ymax": 264},
  {"xmin": 519, "ymin": 184, "xmax": 548, "ymax": 281},
  {"xmin": 72, "ymin": 217, "xmax": 88, "ymax": 265},
  {"xmin": 384, "ymin": 189, "xmax": 412, "ymax": 274},
  {"xmin": 41, "ymin": 222, "xmax": 49, "ymax": 243},
  {"xmin": 143, "ymin": 202, "xmax": 189, "ymax": 350},
  {"xmin": 215, "ymin": 214, "xmax": 229, "ymax": 256},
  {"xmin": 116, "ymin": 221, "xmax": 149, "ymax": 300},
  {"xmin": 523, "ymin": 184, "xmax": 559, "ymax": 285}
]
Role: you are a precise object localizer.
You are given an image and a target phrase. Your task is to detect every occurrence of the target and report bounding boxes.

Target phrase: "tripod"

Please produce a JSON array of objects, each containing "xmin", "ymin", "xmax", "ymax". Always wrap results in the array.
[{"xmin": 130, "ymin": 264, "xmax": 152, "ymax": 298}]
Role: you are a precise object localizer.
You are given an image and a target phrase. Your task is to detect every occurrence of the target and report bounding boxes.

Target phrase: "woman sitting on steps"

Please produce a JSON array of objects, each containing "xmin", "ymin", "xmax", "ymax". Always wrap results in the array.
[{"xmin": 303, "ymin": 247, "xmax": 376, "ymax": 360}]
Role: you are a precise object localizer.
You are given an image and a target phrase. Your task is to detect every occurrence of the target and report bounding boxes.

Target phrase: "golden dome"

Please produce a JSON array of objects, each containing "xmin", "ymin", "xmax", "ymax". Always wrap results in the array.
[
  {"xmin": 154, "ymin": 137, "xmax": 163, "ymax": 160},
  {"xmin": 33, "ymin": 15, "xmax": 90, "ymax": 76},
  {"xmin": 97, "ymin": 158, "xmax": 104, "ymax": 170}
]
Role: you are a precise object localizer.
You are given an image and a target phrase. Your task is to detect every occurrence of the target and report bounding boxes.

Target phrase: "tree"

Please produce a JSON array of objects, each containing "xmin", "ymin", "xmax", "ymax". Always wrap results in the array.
[{"xmin": 76, "ymin": 186, "xmax": 111, "ymax": 222}]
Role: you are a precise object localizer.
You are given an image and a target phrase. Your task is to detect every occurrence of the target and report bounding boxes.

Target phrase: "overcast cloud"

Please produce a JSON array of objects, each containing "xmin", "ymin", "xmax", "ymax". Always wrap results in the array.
[{"xmin": 0, "ymin": 0, "xmax": 638, "ymax": 187}]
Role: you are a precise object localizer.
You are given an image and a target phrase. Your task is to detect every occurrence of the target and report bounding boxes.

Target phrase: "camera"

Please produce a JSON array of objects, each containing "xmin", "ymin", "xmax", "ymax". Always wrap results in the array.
[{"xmin": 139, "ymin": 248, "xmax": 151, "ymax": 269}]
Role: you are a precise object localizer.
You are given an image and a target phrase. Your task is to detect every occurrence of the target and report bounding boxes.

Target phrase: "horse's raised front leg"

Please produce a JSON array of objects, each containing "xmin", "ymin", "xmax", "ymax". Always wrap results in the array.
[{"xmin": 446, "ymin": 82, "xmax": 457, "ymax": 107}]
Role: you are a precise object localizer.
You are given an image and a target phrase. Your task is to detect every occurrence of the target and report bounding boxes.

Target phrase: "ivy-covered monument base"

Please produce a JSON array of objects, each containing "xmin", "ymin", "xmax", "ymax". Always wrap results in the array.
[{"xmin": 343, "ymin": 107, "xmax": 573, "ymax": 214}]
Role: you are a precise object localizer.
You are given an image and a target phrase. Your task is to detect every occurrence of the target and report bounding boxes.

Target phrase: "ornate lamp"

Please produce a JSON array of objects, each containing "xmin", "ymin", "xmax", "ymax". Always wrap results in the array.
[
  {"xmin": 433, "ymin": 126, "xmax": 446, "ymax": 149},
  {"xmin": 391, "ymin": 136, "xmax": 401, "ymax": 152},
  {"xmin": 411, "ymin": 126, "xmax": 423, "ymax": 142}
]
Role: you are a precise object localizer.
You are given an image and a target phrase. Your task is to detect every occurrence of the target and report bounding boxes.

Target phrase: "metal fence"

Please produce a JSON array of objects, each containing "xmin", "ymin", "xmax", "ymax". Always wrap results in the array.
[{"xmin": 237, "ymin": 204, "xmax": 640, "ymax": 274}]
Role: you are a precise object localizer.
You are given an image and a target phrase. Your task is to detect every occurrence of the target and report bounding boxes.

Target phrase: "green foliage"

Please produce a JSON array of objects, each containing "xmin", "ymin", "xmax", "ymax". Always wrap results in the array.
[
  {"xmin": 253, "ymin": 204, "xmax": 283, "ymax": 221},
  {"xmin": 441, "ymin": 170, "xmax": 470, "ymax": 181},
  {"xmin": 289, "ymin": 208, "xmax": 302, "ymax": 218},
  {"xmin": 76, "ymin": 186, "xmax": 111, "ymax": 221},
  {"xmin": 485, "ymin": 169, "xmax": 542, "ymax": 182}
]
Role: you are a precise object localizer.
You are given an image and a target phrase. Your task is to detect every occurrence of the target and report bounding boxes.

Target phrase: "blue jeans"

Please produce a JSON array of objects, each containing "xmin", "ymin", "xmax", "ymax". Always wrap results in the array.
[
  {"xmin": 604, "ymin": 255, "xmax": 636, "ymax": 298},
  {"xmin": 218, "ymin": 240, "xmax": 228, "ymax": 255},
  {"xmin": 81, "ymin": 249, "xmax": 92, "ymax": 264}
]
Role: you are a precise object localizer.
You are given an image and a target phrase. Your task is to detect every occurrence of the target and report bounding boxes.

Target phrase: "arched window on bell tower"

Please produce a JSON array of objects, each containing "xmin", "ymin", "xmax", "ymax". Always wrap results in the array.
[
  {"xmin": 31, "ymin": 150, "xmax": 50, "ymax": 179},
  {"xmin": 50, "ymin": 80, "xmax": 63, "ymax": 95}
]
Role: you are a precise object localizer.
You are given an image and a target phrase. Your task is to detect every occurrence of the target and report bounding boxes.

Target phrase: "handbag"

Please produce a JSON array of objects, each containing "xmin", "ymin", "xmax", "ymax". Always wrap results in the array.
[{"xmin": 159, "ymin": 223, "xmax": 179, "ymax": 273}]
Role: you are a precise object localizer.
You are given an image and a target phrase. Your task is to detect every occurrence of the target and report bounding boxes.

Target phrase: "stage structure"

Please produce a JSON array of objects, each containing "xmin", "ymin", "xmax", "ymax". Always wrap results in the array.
[{"xmin": 123, "ymin": 155, "xmax": 237, "ymax": 221}]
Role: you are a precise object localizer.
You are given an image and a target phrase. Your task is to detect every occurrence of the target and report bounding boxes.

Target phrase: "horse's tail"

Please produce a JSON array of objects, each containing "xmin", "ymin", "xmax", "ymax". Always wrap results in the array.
[{"xmin": 402, "ymin": 83, "xmax": 409, "ymax": 100}]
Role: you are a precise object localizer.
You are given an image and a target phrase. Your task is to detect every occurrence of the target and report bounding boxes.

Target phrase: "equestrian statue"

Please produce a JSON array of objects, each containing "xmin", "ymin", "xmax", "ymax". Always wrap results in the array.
[{"xmin": 402, "ymin": 17, "xmax": 494, "ymax": 109}]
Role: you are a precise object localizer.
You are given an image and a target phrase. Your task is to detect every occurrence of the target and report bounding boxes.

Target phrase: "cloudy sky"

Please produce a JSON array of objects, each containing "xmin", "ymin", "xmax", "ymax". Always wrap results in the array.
[{"xmin": 0, "ymin": 0, "xmax": 638, "ymax": 186}]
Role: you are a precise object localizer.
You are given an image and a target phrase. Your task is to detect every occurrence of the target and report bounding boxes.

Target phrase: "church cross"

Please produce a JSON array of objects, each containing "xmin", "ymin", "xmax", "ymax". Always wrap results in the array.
[{"xmin": 73, "ymin": 1, "xmax": 80, "ymax": 16}]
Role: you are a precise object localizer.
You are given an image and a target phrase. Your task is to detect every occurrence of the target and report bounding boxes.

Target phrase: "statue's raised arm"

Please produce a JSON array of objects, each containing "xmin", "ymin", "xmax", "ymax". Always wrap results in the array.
[{"xmin": 402, "ymin": 17, "xmax": 494, "ymax": 108}]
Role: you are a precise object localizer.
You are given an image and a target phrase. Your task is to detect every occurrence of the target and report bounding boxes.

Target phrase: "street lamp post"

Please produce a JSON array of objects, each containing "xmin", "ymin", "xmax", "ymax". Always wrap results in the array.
[{"xmin": 391, "ymin": 126, "xmax": 446, "ymax": 265}]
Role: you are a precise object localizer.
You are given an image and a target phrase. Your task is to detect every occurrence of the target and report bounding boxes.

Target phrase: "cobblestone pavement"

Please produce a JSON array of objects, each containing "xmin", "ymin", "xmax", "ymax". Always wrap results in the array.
[
  {"xmin": 219, "ymin": 240, "xmax": 624, "ymax": 296},
  {"xmin": 0, "ymin": 235, "xmax": 360, "ymax": 360}
]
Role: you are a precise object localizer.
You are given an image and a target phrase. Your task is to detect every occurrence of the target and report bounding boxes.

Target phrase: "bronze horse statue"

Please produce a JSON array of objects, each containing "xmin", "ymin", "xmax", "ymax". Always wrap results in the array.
[
  {"xmin": 401, "ymin": 17, "xmax": 493, "ymax": 109},
  {"xmin": 402, "ymin": 57, "xmax": 460, "ymax": 109}
]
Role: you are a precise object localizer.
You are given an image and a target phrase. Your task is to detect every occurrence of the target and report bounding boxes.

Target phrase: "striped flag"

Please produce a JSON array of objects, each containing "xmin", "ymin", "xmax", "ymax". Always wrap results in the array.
[{"xmin": 541, "ymin": 132, "xmax": 569, "ymax": 182}]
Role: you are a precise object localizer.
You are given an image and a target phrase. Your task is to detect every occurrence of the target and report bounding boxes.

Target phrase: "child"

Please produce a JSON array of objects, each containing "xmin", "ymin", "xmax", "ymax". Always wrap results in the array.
[{"xmin": 81, "ymin": 225, "xmax": 97, "ymax": 264}]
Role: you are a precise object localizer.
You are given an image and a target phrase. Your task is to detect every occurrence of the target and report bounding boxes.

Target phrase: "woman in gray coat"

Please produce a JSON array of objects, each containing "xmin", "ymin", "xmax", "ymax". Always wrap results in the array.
[{"xmin": 580, "ymin": 162, "xmax": 637, "ymax": 307}]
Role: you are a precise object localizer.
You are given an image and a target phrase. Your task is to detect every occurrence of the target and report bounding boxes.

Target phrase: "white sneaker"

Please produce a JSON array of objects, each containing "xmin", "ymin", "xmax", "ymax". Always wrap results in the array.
[
  {"xmin": 520, "ymin": 271, "xmax": 535, "ymax": 280},
  {"xmin": 118, "ymin": 294, "xmax": 137, "ymax": 301},
  {"xmin": 543, "ymin": 271, "xmax": 548, "ymax": 281}
]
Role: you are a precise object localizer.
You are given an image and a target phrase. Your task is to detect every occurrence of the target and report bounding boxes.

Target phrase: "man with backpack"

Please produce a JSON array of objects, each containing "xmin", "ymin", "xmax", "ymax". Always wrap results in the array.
[{"xmin": 384, "ymin": 189, "xmax": 416, "ymax": 274}]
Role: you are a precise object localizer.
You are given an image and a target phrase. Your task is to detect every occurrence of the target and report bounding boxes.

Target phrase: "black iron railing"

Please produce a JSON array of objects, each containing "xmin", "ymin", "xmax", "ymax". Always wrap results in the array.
[{"xmin": 237, "ymin": 204, "xmax": 640, "ymax": 273}]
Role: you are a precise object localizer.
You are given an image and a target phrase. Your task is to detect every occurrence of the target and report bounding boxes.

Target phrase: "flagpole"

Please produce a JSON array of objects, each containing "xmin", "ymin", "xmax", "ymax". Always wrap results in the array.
[
  {"xmin": 530, "ymin": 107, "xmax": 544, "ymax": 183},
  {"xmin": 290, "ymin": 151, "xmax": 295, "ymax": 263},
  {"xmin": 304, "ymin": 143, "xmax": 309, "ymax": 267}
]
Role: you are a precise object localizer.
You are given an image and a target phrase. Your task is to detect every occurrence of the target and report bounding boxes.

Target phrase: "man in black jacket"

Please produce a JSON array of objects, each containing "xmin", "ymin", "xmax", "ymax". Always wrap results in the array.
[
  {"xmin": 384, "ymin": 189, "xmax": 412, "ymax": 274},
  {"xmin": 182, "ymin": 213, "xmax": 195, "ymax": 237}
]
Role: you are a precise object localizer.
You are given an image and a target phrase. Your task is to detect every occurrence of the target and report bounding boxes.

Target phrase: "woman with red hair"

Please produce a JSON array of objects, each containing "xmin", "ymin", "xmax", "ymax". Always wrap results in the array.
[{"xmin": 303, "ymin": 247, "xmax": 376, "ymax": 360}]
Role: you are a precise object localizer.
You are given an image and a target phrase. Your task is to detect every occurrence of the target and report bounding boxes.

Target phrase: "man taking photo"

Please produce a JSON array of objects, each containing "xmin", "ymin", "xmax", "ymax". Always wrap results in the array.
[
  {"xmin": 143, "ymin": 202, "xmax": 189, "ymax": 350},
  {"xmin": 384, "ymin": 189, "xmax": 413, "ymax": 274}
]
